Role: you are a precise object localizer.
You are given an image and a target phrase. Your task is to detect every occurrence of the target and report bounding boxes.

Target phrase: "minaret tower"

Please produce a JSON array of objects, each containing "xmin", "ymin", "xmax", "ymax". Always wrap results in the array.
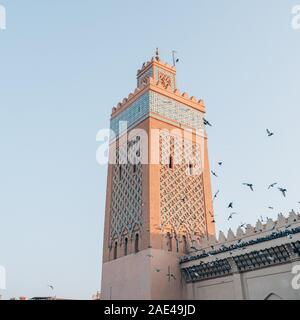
[{"xmin": 101, "ymin": 51, "xmax": 215, "ymax": 300}]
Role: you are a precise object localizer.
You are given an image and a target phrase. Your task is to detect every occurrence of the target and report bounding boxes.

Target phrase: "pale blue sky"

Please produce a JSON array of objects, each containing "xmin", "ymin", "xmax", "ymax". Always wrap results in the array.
[{"xmin": 0, "ymin": 1, "xmax": 299, "ymax": 299}]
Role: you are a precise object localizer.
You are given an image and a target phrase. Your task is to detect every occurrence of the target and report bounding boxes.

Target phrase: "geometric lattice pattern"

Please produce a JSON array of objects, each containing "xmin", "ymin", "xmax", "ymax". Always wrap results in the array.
[
  {"xmin": 110, "ymin": 137, "xmax": 143, "ymax": 242},
  {"xmin": 159, "ymin": 132, "xmax": 207, "ymax": 237},
  {"xmin": 156, "ymin": 68, "xmax": 176, "ymax": 90}
]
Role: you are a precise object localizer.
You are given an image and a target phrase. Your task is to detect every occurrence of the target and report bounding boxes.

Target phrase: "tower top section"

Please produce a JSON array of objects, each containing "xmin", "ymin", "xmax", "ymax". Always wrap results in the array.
[
  {"xmin": 136, "ymin": 49, "xmax": 177, "ymax": 90},
  {"xmin": 111, "ymin": 52, "xmax": 206, "ymax": 118}
]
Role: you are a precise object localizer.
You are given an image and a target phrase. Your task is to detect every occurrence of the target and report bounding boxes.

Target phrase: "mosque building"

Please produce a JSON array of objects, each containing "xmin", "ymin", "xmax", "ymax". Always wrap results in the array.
[{"xmin": 101, "ymin": 52, "xmax": 300, "ymax": 300}]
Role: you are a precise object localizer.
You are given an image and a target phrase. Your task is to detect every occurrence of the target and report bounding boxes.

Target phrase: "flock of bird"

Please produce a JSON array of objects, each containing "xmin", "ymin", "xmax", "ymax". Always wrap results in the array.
[{"xmin": 203, "ymin": 117, "xmax": 298, "ymax": 225}]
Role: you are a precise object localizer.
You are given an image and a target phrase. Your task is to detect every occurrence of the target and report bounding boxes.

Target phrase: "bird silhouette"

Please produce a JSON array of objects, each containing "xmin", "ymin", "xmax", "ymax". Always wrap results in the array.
[
  {"xmin": 228, "ymin": 202, "xmax": 233, "ymax": 209},
  {"xmin": 203, "ymin": 118, "xmax": 212, "ymax": 127},
  {"xmin": 243, "ymin": 183, "xmax": 254, "ymax": 191},
  {"xmin": 213, "ymin": 190, "xmax": 220, "ymax": 201},
  {"xmin": 218, "ymin": 162, "xmax": 223, "ymax": 166},
  {"xmin": 228, "ymin": 212, "xmax": 238, "ymax": 220},
  {"xmin": 211, "ymin": 170, "xmax": 218, "ymax": 178},
  {"xmin": 168, "ymin": 274, "xmax": 177, "ymax": 281},
  {"xmin": 266, "ymin": 129, "xmax": 274, "ymax": 137},
  {"xmin": 48, "ymin": 285, "xmax": 54, "ymax": 290},
  {"xmin": 268, "ymin": 182, "xmax": 277, "ymax": 189},
  {"xmin": 278, "ymin": 188, "xmax": 287, "ymax": 197},
  {"xmin": 268, "ymin": 206, "xmax": 274, "ymax": 210}
]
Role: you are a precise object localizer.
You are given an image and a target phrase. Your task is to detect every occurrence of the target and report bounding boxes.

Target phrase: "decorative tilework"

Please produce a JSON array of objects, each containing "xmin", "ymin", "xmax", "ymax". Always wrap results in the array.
[
  {"xmin": 110, "ymin": 91, "xmax": 204, "ymax": 140},
  {"xmin": 110, "ymin": 93, "xmax": 150, "ymax": 138},
  {"xmin": 155, "ymin": 67, "xmax": 176, "ymax": 91},
  {"xmin": 150, "ymin": 92, "xmax": 204, "ymax": 130},
  {"xmin": 137, "ymin": 68, "xmax": 153, "ymax": 87}
]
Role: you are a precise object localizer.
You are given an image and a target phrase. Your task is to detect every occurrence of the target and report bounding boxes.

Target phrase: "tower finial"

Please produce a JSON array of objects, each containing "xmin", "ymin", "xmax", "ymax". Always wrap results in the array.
[{"xmin": 155, "ymin": 47, "xmax": 160, "ymax": 61}]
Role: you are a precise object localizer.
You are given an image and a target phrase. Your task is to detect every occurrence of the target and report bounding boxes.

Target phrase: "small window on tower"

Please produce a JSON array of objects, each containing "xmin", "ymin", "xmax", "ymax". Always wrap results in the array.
[
  {"xmin": 114, "ymin": 241, "xmax": 118, "ymax": 260},
  {"xmin": 167, "ymin": 232, "xmax": 172, "ymax": 252},
  {"xmin": 135, "ymin": 234, "xmax": 139, "ymax": 253},
  {"xmin": 189, "ymin": 163, "xmax": 193, "ymax": 175},
  {"xmin": 124, "ymin": 238, "xmax": 128, "ymax": 256},
  {"xmin": 119, "ymin": 165, "xmax": 122, "ymax": 181},
  {"xmin": 133, "ymin": 164, "xmax": 137, "ymax": 174},
  {"xmin": 169, "ymin": 156, "xmax": 174, "ymax": 169}
]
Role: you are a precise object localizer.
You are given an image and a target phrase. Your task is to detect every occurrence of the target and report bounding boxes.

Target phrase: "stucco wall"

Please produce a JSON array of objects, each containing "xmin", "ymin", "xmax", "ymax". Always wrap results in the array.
[
  {"xmin": 184, "ymin": 261, "xmax": 300, "ymax": 300},
  {"xmin": 101, "ymin": 249, "xmax": 183, "ymax": 300}
]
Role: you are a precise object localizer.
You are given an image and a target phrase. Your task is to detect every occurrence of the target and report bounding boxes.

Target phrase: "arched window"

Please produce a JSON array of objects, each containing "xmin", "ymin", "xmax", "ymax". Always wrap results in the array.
[
  {"xmin": 113, "ymin": 241, "xmax": 118, "ymax": 260},
  {"xmin": 135, "ymin": 234, "xmax": 139, "ymax": 253},
  {"xmin": 124, "ymin": 238, "xmax": 128, "ymax": 256},
  {"xmin": 167, "ymin": 232, "xmax": 172, "ymax": 252}
]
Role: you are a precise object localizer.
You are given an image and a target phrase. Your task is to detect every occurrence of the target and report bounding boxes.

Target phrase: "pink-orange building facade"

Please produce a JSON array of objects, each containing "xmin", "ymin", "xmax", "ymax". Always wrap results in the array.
[{"xmin": 101, "ymin": 53, "xmax": 215, "ymax": 300}]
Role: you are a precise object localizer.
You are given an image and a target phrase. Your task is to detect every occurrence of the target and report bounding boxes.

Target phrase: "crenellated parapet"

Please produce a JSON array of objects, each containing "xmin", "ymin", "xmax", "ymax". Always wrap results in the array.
[
  {"xmin": 111, "ymin": 76, "xmax": 205, "ymax": 118},
  {"xmin": 111, "ymin": 53, "xmax": 206, "ymax": 119},
  {"xmin": 180, "ymin": 211, "xmax": 300, "ymax": 264}
]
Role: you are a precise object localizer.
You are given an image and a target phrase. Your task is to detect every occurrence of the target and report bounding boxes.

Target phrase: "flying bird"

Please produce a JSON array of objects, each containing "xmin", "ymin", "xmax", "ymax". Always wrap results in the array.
[
  {"xmin": 211, "ymin": 170, "xmax": 218, "ymax": 178},
  {"xmin": 203, "ymin": 118, "xmax": 212, "ymax": 127},
  {"xmin": 278, "ymin": 188, "xmax": 287, "ymax": 197},
  {"xmin": 213, "ymin": 190, "xmax": 220, "ymax": 201},
  {"xmin": 167, "ymin": 274, "xmax": 177, "ymax": 281},
  {"xmin": 268, "ymin": 206, "xmax": 274, "ymax": 210},
  {"xmin": 228, "ymin": 202, "xmax": 233, "ymax": 209},
  {"xmin": 218, "ymin": 162, "xmax": 223, "ymax": 166},
  {"xmin": 243, "ymin": 183, "xmax": 254, "ymax": 191},
  {"xmin": 268, "ymin": 183, "xmax": 277, "ymax": 189},
  {"xmin": 228, "ymin": 212, "xmax": 238, "ymax": 220},
  {"xmin": 266, "ymin": 129, "xmax": 274, "ymax": 137},
  {"xmin": 48, "ymin": 285, "xmax": 54, "ymax": 290}
]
